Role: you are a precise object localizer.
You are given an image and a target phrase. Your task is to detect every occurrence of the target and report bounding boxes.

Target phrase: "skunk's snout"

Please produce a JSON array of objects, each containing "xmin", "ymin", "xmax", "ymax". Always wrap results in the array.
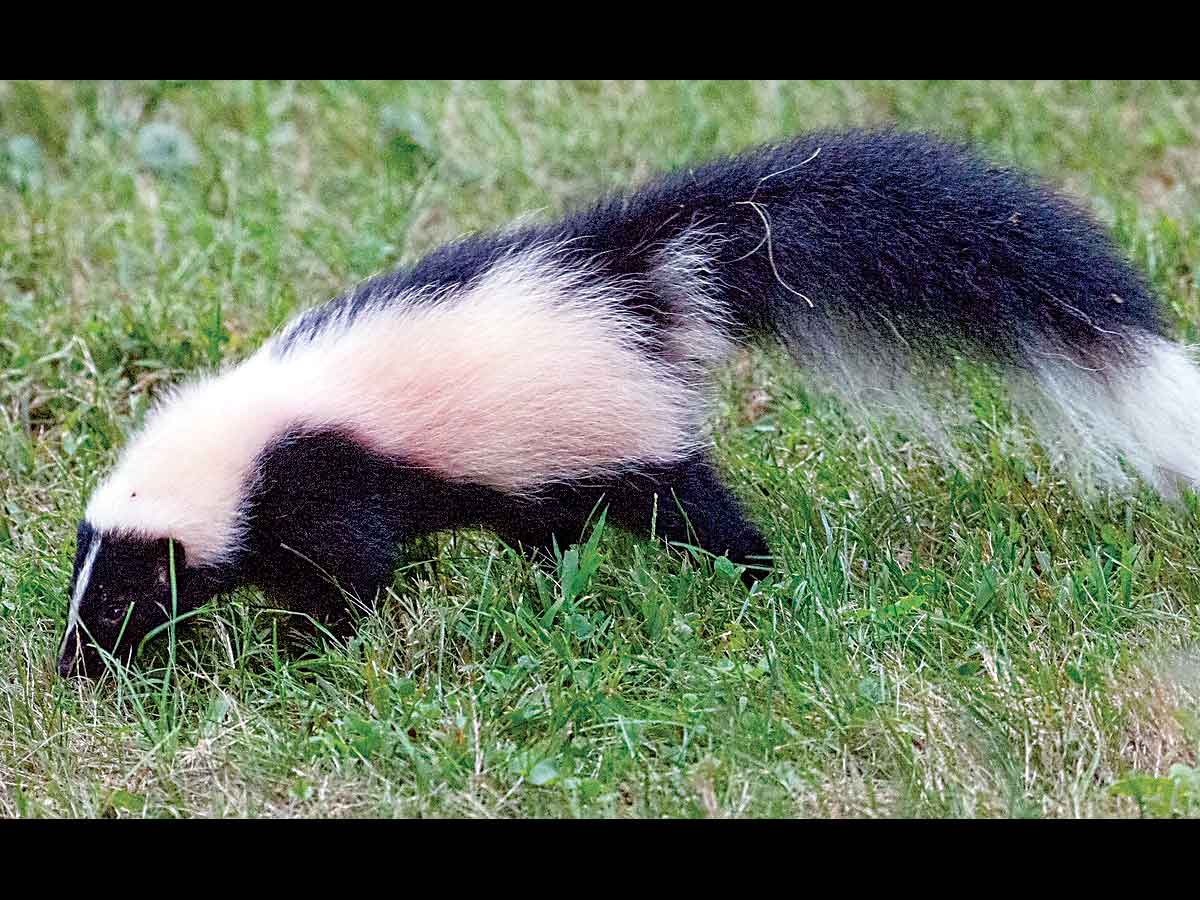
[
  {"xmin": 57, "ymin": 628, "xmax": 81, "ymax": 678},
  {"xmin": 57, "ymin": 628, "xmax": 102, "ymax": 679}
]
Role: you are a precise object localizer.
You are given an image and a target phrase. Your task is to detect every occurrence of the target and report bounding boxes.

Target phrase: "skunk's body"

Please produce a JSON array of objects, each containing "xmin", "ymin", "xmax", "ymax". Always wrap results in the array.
[{"xmin": 59, "ymin": 130, "xmax": 1200, "ymax": 677}]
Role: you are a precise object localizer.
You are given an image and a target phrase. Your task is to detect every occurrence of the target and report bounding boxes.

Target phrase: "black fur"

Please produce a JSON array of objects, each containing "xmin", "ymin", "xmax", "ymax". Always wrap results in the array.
[
  {"xmin": 239, "ymin": 430, "xmax": 769, "ymax": 633},
  {"xmin": 59, "ymin": 524, "xmax": 188, "ymax": 677},
  {"xmin": 280, "ymin": 130, "xmax": 1161, "ymax": 369}
]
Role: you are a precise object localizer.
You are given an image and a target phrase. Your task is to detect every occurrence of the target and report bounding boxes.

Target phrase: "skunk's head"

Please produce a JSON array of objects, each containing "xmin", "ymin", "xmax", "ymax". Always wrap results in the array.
[{"xmin": 57, "ymin": 522, "xmax": 187, "ymax": 679}]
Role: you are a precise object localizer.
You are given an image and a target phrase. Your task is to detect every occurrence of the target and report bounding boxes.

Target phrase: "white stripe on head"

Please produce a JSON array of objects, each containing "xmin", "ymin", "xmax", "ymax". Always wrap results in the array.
[{"xmin": 62, "ymin": 534, "xmax": 102, "ymax": 650}]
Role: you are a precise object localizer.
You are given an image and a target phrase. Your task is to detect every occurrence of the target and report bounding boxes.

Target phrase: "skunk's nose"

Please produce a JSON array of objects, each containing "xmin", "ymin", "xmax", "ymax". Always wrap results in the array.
[{"xmin": 57, "ymin": 648, "xmax": 76, "ymax": 678}]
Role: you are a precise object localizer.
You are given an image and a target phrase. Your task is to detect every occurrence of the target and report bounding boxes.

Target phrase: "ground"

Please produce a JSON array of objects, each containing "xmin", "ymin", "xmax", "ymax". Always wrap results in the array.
[{"xmin": 2, "ymin": 80, "xmax": 1199, "ymax": 817}]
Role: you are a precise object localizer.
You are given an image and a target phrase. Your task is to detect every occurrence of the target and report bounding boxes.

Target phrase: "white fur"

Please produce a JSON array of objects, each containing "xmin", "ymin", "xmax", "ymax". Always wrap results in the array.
[
  {"xmin": 653, "ymin": 228, "xmax": 738, "ymax": 370},
  {"xmin": 776, "ymin": 312, "xmax": 1200, "ymax": 496},
  {"xmin": 86, "ymin": 246, "xmax": 718, "ymax": 565},
  {"xmin": 1018, "ymin": 336, "xmax": 1200, "ymax": 495}
]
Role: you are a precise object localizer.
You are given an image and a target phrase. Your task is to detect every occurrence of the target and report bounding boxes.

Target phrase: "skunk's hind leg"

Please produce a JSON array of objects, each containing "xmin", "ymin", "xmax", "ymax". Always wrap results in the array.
[
  {"xmin": 485, "ymin": 455, "xmax": 772, "ymax": 584},
  {"xmin": 607, "ymin": 455, "xmax": 773, "ymax": 584}
]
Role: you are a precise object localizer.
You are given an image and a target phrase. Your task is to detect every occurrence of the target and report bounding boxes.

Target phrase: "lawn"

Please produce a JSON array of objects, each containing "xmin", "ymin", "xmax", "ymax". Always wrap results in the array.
[{"xmin": 2, "ymin": 80, "xmax": 1199, "ymax": 817}]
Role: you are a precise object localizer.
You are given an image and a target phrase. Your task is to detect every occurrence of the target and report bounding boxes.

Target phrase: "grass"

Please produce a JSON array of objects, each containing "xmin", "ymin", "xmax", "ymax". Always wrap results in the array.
[{"xmin": 2, "ymin": 79, "xmax": 1200, "ymax": 818}]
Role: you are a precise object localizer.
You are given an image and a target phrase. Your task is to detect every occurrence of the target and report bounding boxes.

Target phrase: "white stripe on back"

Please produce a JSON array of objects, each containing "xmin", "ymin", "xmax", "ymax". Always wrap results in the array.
[{"xmin": 83, "ymin": 246, "xmax": 714, "ymax": 565}]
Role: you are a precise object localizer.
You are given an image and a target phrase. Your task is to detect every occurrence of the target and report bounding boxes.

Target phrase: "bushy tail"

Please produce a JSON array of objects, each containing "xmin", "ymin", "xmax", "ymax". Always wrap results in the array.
[{"xmin": 562, "ymin": 130, "xmax": 1200, "ymax": 494}]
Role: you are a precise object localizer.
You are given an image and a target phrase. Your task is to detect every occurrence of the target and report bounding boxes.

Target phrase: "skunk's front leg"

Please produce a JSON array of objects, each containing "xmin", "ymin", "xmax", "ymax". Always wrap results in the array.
[
  {"xmin": 251, "ymin": 527, "xmax": 400, "ymax": 641},
  {"xmin": 247, "ymin": 430, "xmax": 412, "ymax": 640}
]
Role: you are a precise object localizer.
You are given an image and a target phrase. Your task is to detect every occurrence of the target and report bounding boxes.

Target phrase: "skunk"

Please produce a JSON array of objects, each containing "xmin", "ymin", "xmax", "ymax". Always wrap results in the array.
[{"xmin": 57, "ymin": 129, "xmax": 1200, "ymax": 678}]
